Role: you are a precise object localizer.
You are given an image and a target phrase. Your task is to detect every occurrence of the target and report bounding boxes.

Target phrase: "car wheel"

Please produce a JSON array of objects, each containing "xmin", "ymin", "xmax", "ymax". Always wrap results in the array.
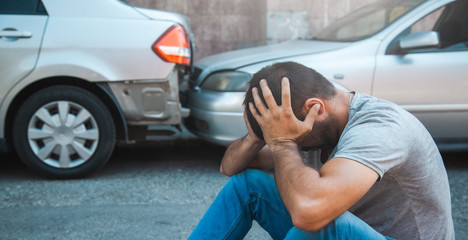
[{"xmin": 12, "ymin": 85, "xmax": 116, "ymax": 178}]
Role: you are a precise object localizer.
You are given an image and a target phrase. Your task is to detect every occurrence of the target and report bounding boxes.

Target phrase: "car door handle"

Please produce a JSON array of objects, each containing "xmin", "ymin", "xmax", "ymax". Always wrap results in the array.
[
  {"xmin": 333, "ymin": 73, "xmax": 344, "ymax": 80},
  {"xmin": 0, "ymin": 30, "xmax": 32, "ymax": 39}
]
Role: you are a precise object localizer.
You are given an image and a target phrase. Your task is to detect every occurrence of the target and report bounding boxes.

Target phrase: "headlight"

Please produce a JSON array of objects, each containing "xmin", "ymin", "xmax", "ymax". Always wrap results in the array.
[{"xmin": 201, "ymin": 71, "xmax": 251, "ymax": 92}]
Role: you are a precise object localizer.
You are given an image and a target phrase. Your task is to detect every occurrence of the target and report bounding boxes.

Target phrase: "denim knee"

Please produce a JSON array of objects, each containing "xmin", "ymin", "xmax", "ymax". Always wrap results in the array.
[
  {"xmin": 333, "ymin": 212, "xmax": 355, "ymax": 227},
  {"xmin": 324, "ymin": 212, "xmax": 389, "ymax": 240},
  {"xmin": 231, "ymin": 169, "xmax": 273, "ymax": 193}
]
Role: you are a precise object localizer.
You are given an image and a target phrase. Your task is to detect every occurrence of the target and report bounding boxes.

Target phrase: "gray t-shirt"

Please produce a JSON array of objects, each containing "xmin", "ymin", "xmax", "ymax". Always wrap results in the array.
[{"xmin": 329, "ymin": 92, "xmax": 454, "ymax": 240}]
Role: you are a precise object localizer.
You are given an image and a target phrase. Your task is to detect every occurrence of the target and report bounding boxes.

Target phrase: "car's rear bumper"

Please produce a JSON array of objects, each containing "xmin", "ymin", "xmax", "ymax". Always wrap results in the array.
[{"xmin": 107, "ymin": 69, "xmax": 186, "ymax": 126}]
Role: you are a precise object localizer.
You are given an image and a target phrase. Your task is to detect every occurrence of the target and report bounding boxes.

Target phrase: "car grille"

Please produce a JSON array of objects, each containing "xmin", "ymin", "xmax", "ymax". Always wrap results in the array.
[
  {"xmin": 189, "ymin": 67, "xmax": 202, "ymax": 89},
  {"xmin": 185, "ymin": 116, "xmax": 209, "ymax": 134}
]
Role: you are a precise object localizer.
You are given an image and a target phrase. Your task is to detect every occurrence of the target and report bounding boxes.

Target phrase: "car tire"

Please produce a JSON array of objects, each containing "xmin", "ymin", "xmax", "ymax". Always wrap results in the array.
[{"xmin": 12, "ymin": 85, "xmax": 116, "ymax": 179}]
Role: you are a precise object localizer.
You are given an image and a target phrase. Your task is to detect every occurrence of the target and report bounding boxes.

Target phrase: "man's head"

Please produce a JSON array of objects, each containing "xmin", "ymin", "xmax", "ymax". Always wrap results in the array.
[{"xmin": 243, "ymin": 61, "xmax": 339, "ymax": 150}]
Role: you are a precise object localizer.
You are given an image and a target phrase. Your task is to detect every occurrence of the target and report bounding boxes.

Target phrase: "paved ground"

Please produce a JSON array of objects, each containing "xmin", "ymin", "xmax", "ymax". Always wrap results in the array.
[{"xmin": 0, "ymin": 141, "xmax": 466, "ymax": 239}]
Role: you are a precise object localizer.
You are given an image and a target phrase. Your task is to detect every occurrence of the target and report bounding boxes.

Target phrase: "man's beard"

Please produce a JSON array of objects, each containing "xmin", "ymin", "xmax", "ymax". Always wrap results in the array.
[{"xmin": 301, "ymin": 113, "xmax": 341, "ymax": 152}]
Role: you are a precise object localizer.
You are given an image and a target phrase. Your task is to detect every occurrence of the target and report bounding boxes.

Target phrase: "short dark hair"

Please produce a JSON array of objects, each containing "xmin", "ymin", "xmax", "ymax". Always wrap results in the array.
[{"xmin": 243, "ymin": 61, "xmax": 337, "ymax": 140}]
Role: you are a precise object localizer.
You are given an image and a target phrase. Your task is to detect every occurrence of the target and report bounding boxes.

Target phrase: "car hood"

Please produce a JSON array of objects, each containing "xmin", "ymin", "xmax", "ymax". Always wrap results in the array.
[{"xmin": 195, "ymin": 40, "xmax": 351, "ymax": 79}]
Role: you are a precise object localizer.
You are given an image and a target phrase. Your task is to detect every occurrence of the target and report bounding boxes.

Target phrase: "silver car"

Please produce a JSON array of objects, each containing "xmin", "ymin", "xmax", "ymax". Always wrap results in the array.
[
  {"xmin": 186, "ymin": 0, "xmax": 468, "ymax": 151},
  {"xmin": 0, "ymin": 0, "xmax": 193, "ymax": 178}
]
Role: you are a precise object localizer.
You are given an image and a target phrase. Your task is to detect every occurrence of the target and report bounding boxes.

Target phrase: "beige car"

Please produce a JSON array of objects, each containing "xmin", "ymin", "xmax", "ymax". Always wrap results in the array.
[{"xmin": 0, "ymin": 0, "xmax": 194, "ymax": 178}]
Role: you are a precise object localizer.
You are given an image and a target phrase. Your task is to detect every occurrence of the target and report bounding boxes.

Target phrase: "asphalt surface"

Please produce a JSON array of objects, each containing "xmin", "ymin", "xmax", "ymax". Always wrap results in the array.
[{"xmin": 0, "ymin": 141, "xmax": 467, "ymax": 240}]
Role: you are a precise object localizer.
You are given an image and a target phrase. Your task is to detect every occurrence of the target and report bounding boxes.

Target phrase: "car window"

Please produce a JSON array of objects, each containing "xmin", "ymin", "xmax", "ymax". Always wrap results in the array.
[
  {"xmin": 410, "ymin": 7, "xmax": 444, "ymax": 33},
  {"xmin": 433, "ymin": 0, "xmax": 468, "ymax": 50},
  {"xmin": 389, "ymin": 1, "xmax": 468, "ymax": 54},
  {"xmin": 0, "ymin": 0, "xmax": 46, "ymax": 15},
  {"xmin": 313, "ymin": 0, "xmax": 425, "ymax": 42}
]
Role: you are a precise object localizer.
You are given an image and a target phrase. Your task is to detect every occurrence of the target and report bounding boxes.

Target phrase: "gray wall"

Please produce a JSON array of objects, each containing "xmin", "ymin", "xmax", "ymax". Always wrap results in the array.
[{"xmin": 128, "ymin": 0, "xmax": 377, "ymax": 61}]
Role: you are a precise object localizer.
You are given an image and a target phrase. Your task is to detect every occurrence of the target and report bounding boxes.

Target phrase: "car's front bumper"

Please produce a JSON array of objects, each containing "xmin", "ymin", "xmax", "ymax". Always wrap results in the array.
[
  {"xmin": 186, "ymin": 107, "xmax": 246, "ymax": 146},
  {"xmin": 186, "ymin": 90, "xmax": 247, "ymax": 146}
]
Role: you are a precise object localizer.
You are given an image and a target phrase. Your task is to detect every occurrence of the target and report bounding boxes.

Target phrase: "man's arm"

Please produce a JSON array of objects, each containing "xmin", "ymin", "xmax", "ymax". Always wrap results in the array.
[
  {"xmin": 249, "ymin": 78, "xmax": 378, "ymax": 231},
  {"xmin": 220, "ymin": 135, "xmax": 272, "ymax": 176},
  {"xmin": 219, "ymin": 114, "xmax": 273, "ymax": 176},
  {"xmin": 270, "ymin": 141, "xmax": 378, "ymax": 231}
]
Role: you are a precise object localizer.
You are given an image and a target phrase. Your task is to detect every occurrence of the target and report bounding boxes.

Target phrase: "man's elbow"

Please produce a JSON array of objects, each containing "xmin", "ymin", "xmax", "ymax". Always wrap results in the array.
[
  {"xmin": 219, "ymin": 165, "xmax": 235, "ymax": 177},
  {"xmin": 292, "ymin": 218, "xmax": 328, "ymax": 232},
  {"xmin": 290, "ymin": 202, "xmax": 330, "ymax": 232}
]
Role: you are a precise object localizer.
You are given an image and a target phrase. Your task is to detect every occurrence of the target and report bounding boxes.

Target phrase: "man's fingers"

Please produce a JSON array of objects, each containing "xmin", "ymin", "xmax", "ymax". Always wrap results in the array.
[
  {"xmin": 252, "ymin": 87, "xmax": 268, "ymax": 115},
  {"xmin": 304, "ymin": 104, "xmax": 321, "ymax": 126},
  {"xmin": 259, "ymin": 79, "xmax": 279, "ymax": 111},
  {"xmin": 249, "ymin": 102, "xmax": 262, "ymax": 123},
  {"xmin": 281, "ymin": 77, "xmax": 291, "ymax": 109}
]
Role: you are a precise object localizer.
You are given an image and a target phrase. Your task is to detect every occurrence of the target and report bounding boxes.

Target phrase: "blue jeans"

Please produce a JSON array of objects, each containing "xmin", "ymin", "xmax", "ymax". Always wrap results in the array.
[{"xmin": 188, "ymin": 169, "xmax": 394, "ymax": 240}]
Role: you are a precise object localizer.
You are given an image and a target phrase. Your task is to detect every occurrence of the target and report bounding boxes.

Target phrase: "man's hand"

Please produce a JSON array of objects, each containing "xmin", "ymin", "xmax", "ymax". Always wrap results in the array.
[
  {"xmin": 243, "ymin": 111, "xmax": 265, "ymax": 146},
  {"xmin": 249, "ymin": 77, "xmax": 320, "ymax": 147}
]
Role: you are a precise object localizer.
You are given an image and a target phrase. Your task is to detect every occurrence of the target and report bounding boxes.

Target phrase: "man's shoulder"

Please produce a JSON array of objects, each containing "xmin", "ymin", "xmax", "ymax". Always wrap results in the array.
[
  {"xmin": 352, "ymin": 92, "xmax": 401, "ymax": 112},
  {"xmin": 347, "ymin": 92, "xmax": 427, "ymax": 143},
  {"xmin": 336, "ymin": 92, "xmax": 438, "ymax": 177},
  {"xmin": 349, "ymin": 92, "xmax": 407, "ymax": 128}
]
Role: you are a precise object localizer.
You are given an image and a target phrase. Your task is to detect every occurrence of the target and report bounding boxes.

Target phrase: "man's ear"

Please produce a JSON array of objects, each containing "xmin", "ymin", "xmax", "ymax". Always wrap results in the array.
[{"xmin": 303, "ymin": 98, "xmax": 325, "ymax": 120}]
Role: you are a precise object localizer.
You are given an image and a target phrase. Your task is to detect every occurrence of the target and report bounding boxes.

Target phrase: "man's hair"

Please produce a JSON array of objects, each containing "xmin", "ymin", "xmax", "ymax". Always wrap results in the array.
[{"xmin": 243, "ymin": 61, "xmax": 337, "ymax": 140}]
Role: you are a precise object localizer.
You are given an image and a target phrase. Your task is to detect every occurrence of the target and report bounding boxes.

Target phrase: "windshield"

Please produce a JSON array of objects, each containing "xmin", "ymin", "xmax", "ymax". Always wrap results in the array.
[{"xmin": 313, "ymin": 0, "xmax": 427, "ymax": 42}]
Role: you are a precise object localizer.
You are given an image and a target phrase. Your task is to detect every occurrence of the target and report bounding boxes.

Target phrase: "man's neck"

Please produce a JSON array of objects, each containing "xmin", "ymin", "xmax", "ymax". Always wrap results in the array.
[{"xmin": 330, "ymin": 90, "xmax": 353, "ymax": 138}]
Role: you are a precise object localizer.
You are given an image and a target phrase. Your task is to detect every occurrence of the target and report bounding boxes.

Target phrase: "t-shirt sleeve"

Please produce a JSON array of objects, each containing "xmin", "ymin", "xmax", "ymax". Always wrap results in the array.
[{"xmin": 332, "ymin": 110, "xmax": 408, "ymax": 179}]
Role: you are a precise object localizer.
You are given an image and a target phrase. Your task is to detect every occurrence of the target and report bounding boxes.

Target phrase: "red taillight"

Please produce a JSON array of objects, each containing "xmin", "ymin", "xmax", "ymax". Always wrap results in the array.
[{"xmin": 152, "ymin": 24, "xmax": 191, "ymax": 66}]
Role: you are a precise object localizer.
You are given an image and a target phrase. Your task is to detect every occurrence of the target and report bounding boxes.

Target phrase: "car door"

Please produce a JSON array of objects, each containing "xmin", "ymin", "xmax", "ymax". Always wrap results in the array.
[
  {"xmin": 0, "ymin": 0, "xmax": 48, "ymax": 105},
  {"xmin": 373, "ymin": 1, "xmax": 468, "ymax": 145}
]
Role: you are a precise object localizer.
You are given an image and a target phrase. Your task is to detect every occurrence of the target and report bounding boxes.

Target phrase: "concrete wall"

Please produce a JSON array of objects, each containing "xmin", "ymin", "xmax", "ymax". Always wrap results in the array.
[{"xmin": 128, "ymin": 0, "xmax": 377, "ymax": 61}]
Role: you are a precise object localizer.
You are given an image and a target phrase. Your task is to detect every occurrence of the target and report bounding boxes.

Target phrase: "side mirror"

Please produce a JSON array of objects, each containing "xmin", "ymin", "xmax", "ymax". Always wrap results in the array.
[{"xmin": 399, "ymin": 31, "xmax": 440, "ymax": 52}]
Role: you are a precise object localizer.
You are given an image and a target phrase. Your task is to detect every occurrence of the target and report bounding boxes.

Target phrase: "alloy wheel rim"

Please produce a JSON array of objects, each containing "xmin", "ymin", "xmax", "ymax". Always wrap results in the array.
[{"xmin": 27, "ymin": 101, "xmax": 99, "ymax": 168}]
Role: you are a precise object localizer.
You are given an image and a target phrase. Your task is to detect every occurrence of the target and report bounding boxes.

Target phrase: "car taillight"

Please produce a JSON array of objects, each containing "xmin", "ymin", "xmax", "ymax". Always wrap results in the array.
[{"xmin": 152, "ymin": 24, "xmax": 191, "ymax": 66}]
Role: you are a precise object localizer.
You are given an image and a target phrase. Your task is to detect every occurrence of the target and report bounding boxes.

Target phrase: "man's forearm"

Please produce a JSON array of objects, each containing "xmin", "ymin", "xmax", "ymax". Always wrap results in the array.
[
  {"xmin": 270, "ymin": 141, "xmax": 324, "ymax": 228},
  {"xmin": 271, "ymin": 142, "xmax": 315, "ymax": 202},
  {"xmin": 220, "ymin": 134, "xmax": 266, "ymax": 176}
]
